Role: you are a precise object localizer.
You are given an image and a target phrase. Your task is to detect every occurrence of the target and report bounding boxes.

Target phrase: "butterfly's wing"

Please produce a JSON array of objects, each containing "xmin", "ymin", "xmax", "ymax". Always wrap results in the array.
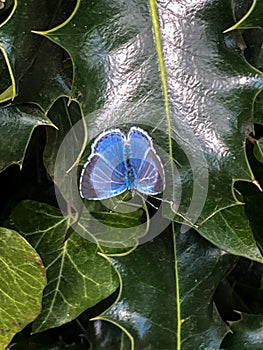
[
  {"xmin": 128, "ymin": 127, "xmax": 165, "ymax": 195},
  {"xmin": 79, "ymin": 129, "xmax": 128, "ymax": 200}
]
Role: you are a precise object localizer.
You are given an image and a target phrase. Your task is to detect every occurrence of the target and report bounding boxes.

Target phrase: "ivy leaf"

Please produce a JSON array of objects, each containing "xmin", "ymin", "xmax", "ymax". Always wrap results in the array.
[
  {"xmin": 77, "ymin": 202, "xmax": 146, "ymax": 253},
  {"xmin": 0, "ymin": 227, "xmax": 46, "ymax": 349},
  {"xmin": 95, "ymin": 226, "xmax": 236, "ymax": 349},
  {"xmin": 10, "ymin": 200, "xmax": 119, "ymax": 333}
]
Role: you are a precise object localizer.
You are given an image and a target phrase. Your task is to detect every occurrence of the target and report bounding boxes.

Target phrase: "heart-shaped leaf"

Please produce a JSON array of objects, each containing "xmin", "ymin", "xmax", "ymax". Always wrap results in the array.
[
  {"xmin": 0, "ymin": 227, "xmax": 46, "ymax": 349},
  {"xmin": 10, "ymin": 200, "xmax": 119, "ymax": 333}
]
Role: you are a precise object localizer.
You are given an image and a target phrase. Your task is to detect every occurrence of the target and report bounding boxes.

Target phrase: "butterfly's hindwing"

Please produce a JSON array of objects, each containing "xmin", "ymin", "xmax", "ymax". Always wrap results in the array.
[{"xmin": 128, "ymin": 127, "xmax": 165, "ymax": 195}]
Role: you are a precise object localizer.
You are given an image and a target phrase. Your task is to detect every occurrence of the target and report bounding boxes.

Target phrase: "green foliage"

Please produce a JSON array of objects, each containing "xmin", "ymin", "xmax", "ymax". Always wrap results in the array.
[
  {"xmin": 0, "ymin": 227, "xmax": 46, "ymax": 349},
  {"xmin": 100, "ymin": 227, "xmax": 236, "ymax": 349},
  {"xmin": 253, "ymin": 137, "xmax": 263, "ymax": 163},
  {"xmin": 10, "ymin": 200, "xmax": 119, "ymax": 333},
  {"xmin": 222, "ymin": 314, "xmax": 263, "ymax": 349},
  {"xmin": 1, "ymin": 0, "xmax": 263, "ymax": 349},
  {"xmin": 0, "ymin": 105, "xmax": 52, "ymax": 171}
]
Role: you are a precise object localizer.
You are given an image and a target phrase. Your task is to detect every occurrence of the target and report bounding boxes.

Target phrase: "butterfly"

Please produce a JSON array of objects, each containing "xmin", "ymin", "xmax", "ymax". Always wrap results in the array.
[{"xmin": 79, "ymin": 126, "xmax": 165, "ymax": 200}]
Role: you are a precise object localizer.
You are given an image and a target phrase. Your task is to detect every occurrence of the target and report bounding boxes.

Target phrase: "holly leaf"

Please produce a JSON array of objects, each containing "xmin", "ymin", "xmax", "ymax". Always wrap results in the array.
[
  {"xmin": 35, "ymin": 0, "xmax": 263, "ymax": 259},
  {"xmin": 0, "ymin": 0, "xmax": 71, "ymax": 108},
  {"xmin": 87, "ymin": 320, "xmax": 130, "ymax": 350},
  {"xmin": 0, "ymin": 104, "xmax": 53, "ymax": 172},
  {"xmin": 222, "ymin": 314, "xmax": 263, "ymax": 349},
  {"xmin": 0, "ymin": 227, "xmax": 46, "ymax": 349},
  {"xmin": 225, "ymin": 0, "xmax": 263, "ymax": 32},
  {"xmin": 43, "ymin": 97, "xmax": 85, "ymax": 179},
  {"xmin": 94, "ymin": 226, "xmax": 235, "ymax": 349},
  {"xmin": 197, "ymin": 204, "xmax": 262, "ymax": 262}
]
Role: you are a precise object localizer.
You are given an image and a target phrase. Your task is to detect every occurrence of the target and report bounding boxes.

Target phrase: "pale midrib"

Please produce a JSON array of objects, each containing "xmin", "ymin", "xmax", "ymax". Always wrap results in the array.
[
  {"xmin": 38, "ymin": 241, "xmax": 67, "ymax": 330},
  {"xmin": 149, "ymin": 1, "xmax": 181, "ymax": 349},
  {"xmin": 149, "ymin": 0, "xmax": 173, "ymax": 159}
]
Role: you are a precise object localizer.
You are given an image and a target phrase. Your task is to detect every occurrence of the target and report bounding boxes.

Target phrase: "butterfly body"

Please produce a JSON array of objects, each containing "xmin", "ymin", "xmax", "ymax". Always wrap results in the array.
[{"xmin": 79, "ymin": 127, "xmax": 165, "ymax": 200}]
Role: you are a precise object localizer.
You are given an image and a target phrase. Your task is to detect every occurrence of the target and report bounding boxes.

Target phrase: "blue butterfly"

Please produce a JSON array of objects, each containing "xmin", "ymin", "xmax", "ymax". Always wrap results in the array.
[{"xmin": 79, "ymin": 126, "xmax": 165, "ymax": 200}]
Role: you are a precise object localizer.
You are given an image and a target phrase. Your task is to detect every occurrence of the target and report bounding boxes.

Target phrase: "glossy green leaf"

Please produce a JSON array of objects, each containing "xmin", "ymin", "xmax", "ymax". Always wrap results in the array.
[
  {"xmin": 1, "ymin": 1, "xmax": 263, "ymax": 348},
  {"xmin": 0, "ymin": 0, "xmax": 71, "ymax": 108},
  {"xmin": 0, "ymin": 227, "xmax": 46, "ymax": 349},
  {"xmin": 77, "ymin": 202, "xmax": 145, "ymax": 253},
  {"xmin": 87, "ymin": 320, "xmax": 130, "ymax": 350},
  {"xmin": 43, "ymin": 97, "xmax": 85, "ymax": 179},
  {"xmin": 0, "ymin": 85, "xmax": 14, "ymax": 103},
  {"xmin": 225, "ymin": 0, "xmax": 263, "ymax": 32},
  {"xmin": 96, "ymin": 226, "xmax": 236, "ymax": 349},
  {"xmin": 40, "ymin": 0, "xmax": 263, "ymax": 244},
  {"xmin": 43, "ymin": 97, "xmax": 146, "ymax": 252},
  {"xmin": 10, "ymin": 200, "xmax": 119, "ymax": 333},
  {"xmin": 253, "ymin": 138, "xmax": 263, "ymax": 163},
  {"xmin": 254, "ymin": 89, "xmax": 263, "ymax": 124},
  {"xmin": 222, "ymin": 314, "xmax": 263, "ymax": 349},
  {"xmin": 0, "ymin": 105, "xmax": 52, "ymax": 172},
  {"xmin": 235, "ymin": 182, "xmax": 263, "ymax": 252},
  {"xmin": 197, "ymin": 204, "xmax": 262, "ymax": 262}
]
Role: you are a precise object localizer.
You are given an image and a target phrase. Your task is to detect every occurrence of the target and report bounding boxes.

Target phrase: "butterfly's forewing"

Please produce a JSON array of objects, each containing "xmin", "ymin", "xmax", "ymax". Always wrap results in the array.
[
  {"xmin": 79, "ymin": 129, "xmax": 128, "ymax": 199},
  {"xmin": 127, "ymin": 127, "xmax": 165, "ymax": 195}
]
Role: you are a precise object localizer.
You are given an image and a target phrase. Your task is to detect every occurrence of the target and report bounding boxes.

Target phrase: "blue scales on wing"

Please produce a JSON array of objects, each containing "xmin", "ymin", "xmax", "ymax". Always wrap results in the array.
[
  {"xmin": 127, "ymin": 127, "xmax": 165, "ymax": 195},
  {"xmin": 79, "ymin": 129, "xmax": 128, "ymax": 199}
]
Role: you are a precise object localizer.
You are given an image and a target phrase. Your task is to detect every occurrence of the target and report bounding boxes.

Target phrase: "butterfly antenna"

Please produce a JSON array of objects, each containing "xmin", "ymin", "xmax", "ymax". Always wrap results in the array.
[
  {"xmin": 145, "ymin": 198, "xmax": 158, "ymax": 210},
  {"xmin": 135, "ymin": 191, "xmax": 159, "ymax": 210},
  {"xmin": 110, "ymin": 193, "xmax": 129, "ymax": 212},
  {"xmin": 142, "ymin": 193, "xmax": 175, "ymax": 209}
]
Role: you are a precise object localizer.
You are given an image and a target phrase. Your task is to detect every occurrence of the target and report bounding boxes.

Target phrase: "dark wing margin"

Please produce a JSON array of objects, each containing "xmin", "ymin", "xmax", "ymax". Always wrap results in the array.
[{"xmin": 79, "ymin": 154, "xmax": 127, "ymax": 199}]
